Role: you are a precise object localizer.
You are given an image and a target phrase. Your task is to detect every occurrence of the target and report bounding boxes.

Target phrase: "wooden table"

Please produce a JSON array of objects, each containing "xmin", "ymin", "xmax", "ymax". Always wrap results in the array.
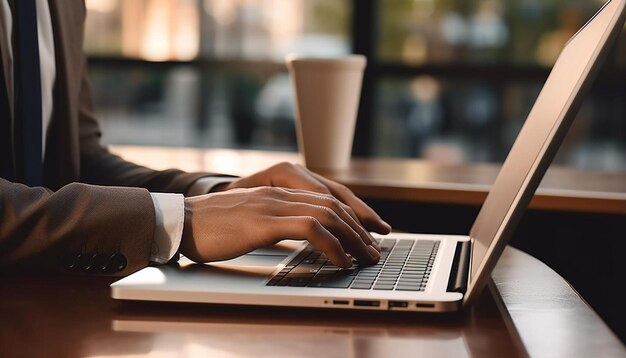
[
  {"xmin": 1, "ymin": 248, "xmax": 623, "ymax": 357},
  {"xmin": 111, "ymin": 146, "xmax": 626, "ymax": 214},
  {"xmin": 1, "ymin": 146, "xmax": 623, "ymax": 356}
]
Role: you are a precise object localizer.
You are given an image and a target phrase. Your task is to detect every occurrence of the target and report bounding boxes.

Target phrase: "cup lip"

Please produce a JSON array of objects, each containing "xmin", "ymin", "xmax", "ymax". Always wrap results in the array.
[{"xmin": 286, "ymin": 54, "xmax": 366, "ymax": 71}]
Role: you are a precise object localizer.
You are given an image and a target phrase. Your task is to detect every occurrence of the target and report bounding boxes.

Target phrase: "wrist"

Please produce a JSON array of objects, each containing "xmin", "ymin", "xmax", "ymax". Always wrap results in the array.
[{"xmin": 180, "ymin": 197, "xmax": 203, "ymax": 263}]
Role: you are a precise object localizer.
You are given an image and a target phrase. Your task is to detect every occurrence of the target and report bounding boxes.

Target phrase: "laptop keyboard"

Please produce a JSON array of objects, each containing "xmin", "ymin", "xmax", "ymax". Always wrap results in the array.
[{"xmin": 266, "ymin": 239, "xmax": 440, "ymax": 291}]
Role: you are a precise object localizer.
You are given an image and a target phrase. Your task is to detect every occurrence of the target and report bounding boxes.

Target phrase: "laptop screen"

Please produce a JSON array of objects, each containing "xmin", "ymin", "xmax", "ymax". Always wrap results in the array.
[{"xmin": 466, "ymin": 0, "xmax": 625, "ymax": 297}]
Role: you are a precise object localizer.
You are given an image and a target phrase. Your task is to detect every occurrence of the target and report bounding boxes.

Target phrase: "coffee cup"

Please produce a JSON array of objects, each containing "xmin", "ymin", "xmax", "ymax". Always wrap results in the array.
[{"xmin": 286, "ymin": 55, "xmax": 366, "ymax": 171}]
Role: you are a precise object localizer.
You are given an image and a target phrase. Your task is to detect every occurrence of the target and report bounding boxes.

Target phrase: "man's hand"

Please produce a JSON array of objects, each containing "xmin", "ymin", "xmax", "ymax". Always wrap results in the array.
[
  {"xmin": 216, "ymin": 162, "xmax": 391, "ymax": 234},
  {"xmin": 181, "ymin": 186, "xmax": 384, "ymax": 268},
  {"xmin": 180, "ymin": 187, "xmax": 380, "ymax": 267}
]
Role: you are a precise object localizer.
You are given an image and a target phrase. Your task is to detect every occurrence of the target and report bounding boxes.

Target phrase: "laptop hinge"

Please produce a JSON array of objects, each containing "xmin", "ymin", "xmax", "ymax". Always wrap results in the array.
[{"xmin": 446, "ymin": 241, "xmax": 471, "ymax": 294}]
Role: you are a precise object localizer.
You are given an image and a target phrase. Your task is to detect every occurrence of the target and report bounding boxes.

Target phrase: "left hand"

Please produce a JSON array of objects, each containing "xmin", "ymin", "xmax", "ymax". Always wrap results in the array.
[{"xmin": 215, "ymin": 162, "xmax": 392, "ymax": 235}]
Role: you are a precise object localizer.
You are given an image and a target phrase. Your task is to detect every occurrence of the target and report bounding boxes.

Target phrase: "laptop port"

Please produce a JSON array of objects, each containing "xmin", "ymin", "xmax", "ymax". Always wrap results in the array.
[
  {"xmin": 353, "ymin": 300, "xmax": 380, "ymax": 307},
  {"xmin": 415, "ymin": 303, "xmax": 435, "ymax": 309},
  {"xmin": 389, "ymin": 301, "xmax": 408, "ymax": 308},
  {"xmin": 332, "ymin": 300, "xmax": 350, "ymax": 305}
]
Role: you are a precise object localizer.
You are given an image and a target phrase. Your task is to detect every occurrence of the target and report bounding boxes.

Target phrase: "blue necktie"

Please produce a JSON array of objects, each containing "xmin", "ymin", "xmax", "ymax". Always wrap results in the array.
[
  {"xmin": 0, "ymin": 61, "xmax": 12, "ymax": 180},
  {"xmin": 14, "ymin": 0, "xmax": 43, "ymax": 186}
]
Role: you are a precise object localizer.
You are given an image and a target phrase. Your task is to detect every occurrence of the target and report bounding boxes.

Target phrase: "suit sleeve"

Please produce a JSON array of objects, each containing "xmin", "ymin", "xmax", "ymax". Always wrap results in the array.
[
  {"xmin": 0, "ymin": 179, "xmax": 155, "ymax": 276},
  {"xmin": 76, "ymin": 57, "xmax": 224, "ymax": 194}
]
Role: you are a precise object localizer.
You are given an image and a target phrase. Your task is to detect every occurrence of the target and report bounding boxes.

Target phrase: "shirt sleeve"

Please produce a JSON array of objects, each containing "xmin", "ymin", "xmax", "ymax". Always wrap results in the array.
[{"xmin": 149, "ymin": 193, "xmax": 185, "ymax": 264}]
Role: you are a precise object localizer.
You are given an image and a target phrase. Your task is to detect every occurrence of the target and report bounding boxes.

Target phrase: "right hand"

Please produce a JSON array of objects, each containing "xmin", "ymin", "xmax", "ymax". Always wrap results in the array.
[{"xmin": 180, "ymin": 186, "xmax": 381, "ymax": 268}]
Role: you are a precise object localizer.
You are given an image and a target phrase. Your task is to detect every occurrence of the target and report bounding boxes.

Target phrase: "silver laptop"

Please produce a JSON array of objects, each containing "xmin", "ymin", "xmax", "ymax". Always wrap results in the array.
[{"xmin": 111, "ymin": 0, "xmax": 626, "ymax": 312}]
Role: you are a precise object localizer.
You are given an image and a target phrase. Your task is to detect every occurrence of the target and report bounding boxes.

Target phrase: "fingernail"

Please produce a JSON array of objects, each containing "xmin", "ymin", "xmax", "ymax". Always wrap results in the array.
[{"xmin": 367, "ymin": 245, "xmax": 380, "ymax": 260}]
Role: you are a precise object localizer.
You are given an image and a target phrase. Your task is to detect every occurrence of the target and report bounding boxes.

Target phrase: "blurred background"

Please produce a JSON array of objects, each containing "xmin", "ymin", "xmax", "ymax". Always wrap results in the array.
[{"xmin": 84, "ymin": 0, "xmax": 626, "ymax": 170}]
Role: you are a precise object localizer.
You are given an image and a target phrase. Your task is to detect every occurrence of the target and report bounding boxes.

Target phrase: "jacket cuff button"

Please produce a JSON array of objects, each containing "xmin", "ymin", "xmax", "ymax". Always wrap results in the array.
[
  {"xmin": 107, "ymin": 253, "xmax": 127, "ymax": 273},
  {"xmin": 78, "ymin": 253, "xmax": 97, "ymax": 271},
  {"xmin": 92, "ymin": 254, "xmax": 109, "ymax": 273},
  {"xmin": 63, "ymin": 254, "xmax": 77, "ymax": 270}
]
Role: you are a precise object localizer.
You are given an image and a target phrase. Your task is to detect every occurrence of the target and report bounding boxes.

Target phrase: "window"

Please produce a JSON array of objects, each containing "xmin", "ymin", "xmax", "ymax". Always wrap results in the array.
[{"xmin": 84, "ymin": 0, "xmax": 626, "ymax": 170}]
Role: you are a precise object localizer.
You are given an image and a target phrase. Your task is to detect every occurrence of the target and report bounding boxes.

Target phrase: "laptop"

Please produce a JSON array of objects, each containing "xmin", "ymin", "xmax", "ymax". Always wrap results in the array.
[{"xmin": 111, "ymin": 0, "xmax": 626, "ymax": 312}]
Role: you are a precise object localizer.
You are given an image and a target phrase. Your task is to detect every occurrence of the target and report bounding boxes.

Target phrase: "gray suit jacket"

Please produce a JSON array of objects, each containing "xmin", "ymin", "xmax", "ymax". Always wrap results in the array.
[{"xmin": 0, "ymin": 0, "xmax": 212, "ymax": 276}]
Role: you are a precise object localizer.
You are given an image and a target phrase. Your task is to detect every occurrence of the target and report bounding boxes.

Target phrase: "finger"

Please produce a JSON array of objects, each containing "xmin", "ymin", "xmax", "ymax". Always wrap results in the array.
[
  {"xmin": 252, "ymin": 187, "xmax": 366, "ymax": 238},
  {"xmin": 275, "ymin": 189, "xmax": 381, "ymax": 263},
  {"xmin": 264, "ymin": 164, "xmax": 390, "ymax": 234},
  {"xmin": 334, "ymin": 204, "xmax": 380, "ymax": 251},
  {"xmin": 271, "ymin": 216, "xmax": 352, "ymax": 268},
  {"xmin": 274, "ymin": 201, "xmax": 380, "ymax": 265},
  {"xmin": 268, "ymin": 163, "xmax": 332, "ymax": 195},
  {"xmin": 310, "ymin": 172, "xmax": 392, "ymax": 234},
  {"xmin": 274, "ymin": 187, "xmax": 376, "ymax": 246},
  {"xmin": 274, "ymin": 187, "xmax": 380, "ymax": 248}
]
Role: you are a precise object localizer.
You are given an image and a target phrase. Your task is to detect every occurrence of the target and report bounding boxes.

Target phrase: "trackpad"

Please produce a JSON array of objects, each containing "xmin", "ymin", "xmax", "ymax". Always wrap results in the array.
[
  {"xmin": 213, "ymin": 241, "xmax": 303, "ymax": 267},
  {"xmin": 220, "ymin": 254, "xmax": 288, "ymax": 267}
]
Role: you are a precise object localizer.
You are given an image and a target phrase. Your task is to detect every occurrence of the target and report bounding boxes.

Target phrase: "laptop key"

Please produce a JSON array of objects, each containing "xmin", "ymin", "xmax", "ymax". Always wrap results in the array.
[
  {"xmin": 398, "ymin": 279, "xmax": 422, "ymax": 285},
  {"xmin": 399, "ymin": 274, "xmax": 423, "ymax": 279},
  {"xmin": 378, "ymin": 275, "xmax": 400, "ymax": 280},
  {"xmin": 285, "ymin": 273, "xmax": 316, "ymax": 280},
  {"xmin": 384, "ymin": 264, "xmax": 404, "ymax": 268},
  {"xmin": 308, "ymin": 275, "xmax": 332, "ymax": 285},
  {"xmin": 290, "ymin": 263, "xmax": 324, "ymax": 275},
  {"xmin": 287, "ymin": 278, "xmax": 311, "ymax": 287},
  {"xmin": 266, "ymin": 277, "xmax": 282, "ymax": 286},
  {"xmin": 403, "ymin": 270, "xmax": 426, "ymax": 275},
  {"xmin": 285, "ymin": 250, "xmax": 313, "ymax": 269},
  {"xmin": 356, "ymin": 276, "xmax": 378, "ymax": 281},
  {"xmin": 396, "ymin": 281, "xmax": 421, "ymax": 287},
  {"xmin": 302, "ymin": 254, "xmax": 321, "ymax": 264},
  {"xmin": 401, "ymin": 276, "xmax": 424, "ymax": 281},
  {"xmin": 315, "ymin": 275, "xmax": 355, "ymax": 288}
]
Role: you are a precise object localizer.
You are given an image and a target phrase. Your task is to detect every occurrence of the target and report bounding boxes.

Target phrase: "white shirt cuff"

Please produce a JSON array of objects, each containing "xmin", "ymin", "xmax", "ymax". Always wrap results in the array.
[
  {"xmin": 149, "ymin": 193, "xmax": 185, "ymax": 264},
  {"xmin": 186, "ymin": 177, "xmax": 237, "ymax": 196}
]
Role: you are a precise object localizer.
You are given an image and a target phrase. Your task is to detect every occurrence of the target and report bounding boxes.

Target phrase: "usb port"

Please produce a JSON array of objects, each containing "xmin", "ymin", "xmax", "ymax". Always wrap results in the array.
[
  {"xmin": 353, "ymin": 300, "xmax": 380, "ymax": 307},
  {"xmin": 415, "ymin": 303, "xmax": 435, "ymax": 308},
  {"xmin": 389, "ymin": 301, "xmax": 408, "ymax": 308},
  {"xmin": 333, "ymin": 300, "xmax": 350, "ymax": 305}
]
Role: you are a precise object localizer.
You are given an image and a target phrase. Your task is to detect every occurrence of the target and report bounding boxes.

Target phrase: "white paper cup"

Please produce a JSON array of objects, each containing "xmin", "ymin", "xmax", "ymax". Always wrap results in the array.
[{"xmin": 287, "ymin": 55, "xmax": 366, "ymax": 171}]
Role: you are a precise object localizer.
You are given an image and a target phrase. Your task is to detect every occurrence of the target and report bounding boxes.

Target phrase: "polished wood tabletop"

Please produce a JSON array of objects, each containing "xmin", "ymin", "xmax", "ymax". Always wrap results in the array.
[
  {"xmin": 111, "ymin": 146, "xmax": 626, "ymax": 214},
  {"xmin": 1, "ymin": 247, "xmax": 623, "ymax": 357}
]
